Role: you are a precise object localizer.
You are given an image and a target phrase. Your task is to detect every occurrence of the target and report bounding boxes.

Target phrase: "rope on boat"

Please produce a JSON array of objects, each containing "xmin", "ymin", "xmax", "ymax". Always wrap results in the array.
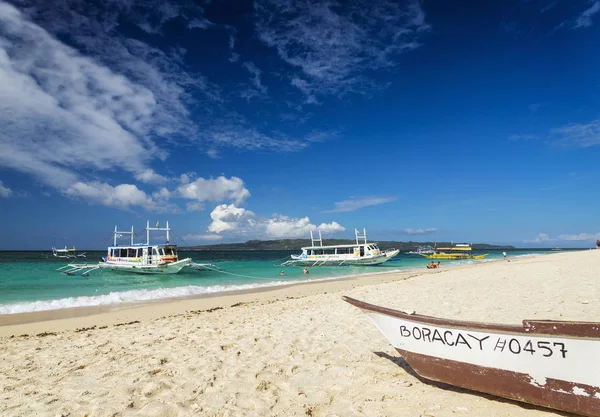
[{"xmin": 193, "ymin": 264, "xmax": 291, "ymax": 281}]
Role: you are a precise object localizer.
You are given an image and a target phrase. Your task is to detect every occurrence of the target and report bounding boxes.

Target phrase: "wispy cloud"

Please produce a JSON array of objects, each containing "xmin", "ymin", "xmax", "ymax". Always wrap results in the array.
[
  {"xmin": 404, "ymin": 228, "xmax": 438, "ymax": 236},
  {"xmin": 323, "ymin": 196, "xmax": 398, "ymax": 213},
  {"xmin": 574, "ymin": 1, "xmax": 600, "ymax": 29},
  {"xmin": 524, "ymin": 231, "xmax": 600, "ymax": 243},
  {"xmin": 0, "ymin": 2, "xmax": 160, "ymax": 191},
  {"xmin": 240, "ymin": 61, "xmax": 268, "ymax": 100},
  {"xmin": 182, "ymin": 233, "xmax": 223, "ymax": 242},
  {"xmin": 550, "ymin": 119, "xmax": 600, "ymax": 147},
  {"xmin": 207, "ymin": 204, "xmax": 345, "ymax": 238},
  {"xmin": 0, "ymin": 180, "xmax": 12, "ymax": 198},
  {"xmin": 254, "ymin": 0, "xmax": 429, "ymax": 101}
]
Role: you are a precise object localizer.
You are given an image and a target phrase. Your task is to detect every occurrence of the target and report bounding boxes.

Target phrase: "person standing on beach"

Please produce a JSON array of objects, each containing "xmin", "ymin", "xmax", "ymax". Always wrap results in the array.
[{"xmin": 503, "ymin": 251, "xmax": 507, "ymax": 260}]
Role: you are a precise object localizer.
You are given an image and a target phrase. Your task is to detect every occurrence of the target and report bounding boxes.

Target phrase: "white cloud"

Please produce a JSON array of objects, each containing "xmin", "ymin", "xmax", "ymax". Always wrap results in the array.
[
  {"xmin": 558, "ymin": 232, "xmax": 600, "ymax": 241},
  {"xmin": 207, "ymin": 204, "xmax": 345, "ymax": 238},
  {"xmin": 182, "ymin": 233, "xmax": 223, "ymax": 242},
  {"xmin": 0, "ymin": 180, "xmax": 12, "ymax": 197},
  {"xmin": 135, "ymin": 169, "xmax": 168, "ymax": 184},
  {"xmin": 152, "ymin": 187, "xmax": 171, "ymax": 200},
  {"xmin": 208, "ymin": 204, "xmax": 257, "ymax": 233},
  {"xmin": 0, "ymin": 2, "xmax": 160, "ymax": 189},
  {"xmin": 255, "ymin": 0, "xmax": 429, "ymax": 99},
  {"xmin": 186, "ymin": 202, "xmax": 205, "ymax": 212},
  {"xmin": 324, "ymin": 196, "xmax": 398, "ymax": 213},
  {"xmin": 574, "ymin": 1, "xmax": 600, "ymax": 29},
  {"xmin": 524, "ymin": 233, "xmax": 551, "ymax": 243},
  {"xmin": 65, "ymin": 181, "xmax": 155, "ymax": 210},
  {"xmin": 178, "ymin": 176, "xmax": 251, "ymax": 208},
  {"xmin": 523, "ymin": 232, "xmax": 600, "ymax": 243},
  {"xmin": 404, "ymin": 228, "xmax": 438, "ymax": 236},
  {"xmin": 203, "ymin": 122, "xmax": 309, "ymax": 152},
  {"xmin": 550, "ymin": 119, "xmax": 600, "ymax": 147},
  {"xmin": 264, "ymin": 216, "xmax": 344, "ymax": 238},
  {"xmin": 241, "ymin": 61, "xmax": 268, "ymax": 100}
]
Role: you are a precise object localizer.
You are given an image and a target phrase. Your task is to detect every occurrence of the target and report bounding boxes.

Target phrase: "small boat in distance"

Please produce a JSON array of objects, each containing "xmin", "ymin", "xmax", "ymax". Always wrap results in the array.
[
  {"xmin": 552, "ymin": 247, "xmax": 562, "ymax": 251},
  {"xmin": 407, "ymin": 245, "xmax": 435, "ymax": 255},
  {"xmin": 52, "ymin": 246, "xmax": 86, "ymax": 258},
  {"xmin": 420, "ymin": 243, "xmax": 488, "ymax": 260},
  {"xmin": 280, "ymin": 228, "xmax": 399, "ymax": 267},
  {"xmin": 343, "ymin": 296, "xmax": 600, "ymax": 417}
]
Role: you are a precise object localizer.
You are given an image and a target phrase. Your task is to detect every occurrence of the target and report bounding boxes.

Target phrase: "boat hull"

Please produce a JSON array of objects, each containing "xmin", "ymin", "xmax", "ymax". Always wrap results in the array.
[
  {"xmin": 289, "ymin": 250, "xmax": 399, "ymax": 266},
  {"xmin": 420, "ymin": 253, "xmax": 488, "ymax": 260},
  {"xmin": 99, "ymin": 258, "xmax": 192, "ymax": 274},
  {"xmin": 343, "ymin": 296, "xmax": 600, "ymax": 417}
]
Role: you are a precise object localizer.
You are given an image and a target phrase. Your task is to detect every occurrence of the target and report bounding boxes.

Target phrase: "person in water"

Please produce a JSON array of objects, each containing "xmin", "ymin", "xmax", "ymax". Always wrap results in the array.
[
  {"xmin": 303, "ymin": 267, "xmax": 309, "ymax": 274},
  {"xmin": 279, "ymin": 270, "xmax": 285, "ymax": 276}
]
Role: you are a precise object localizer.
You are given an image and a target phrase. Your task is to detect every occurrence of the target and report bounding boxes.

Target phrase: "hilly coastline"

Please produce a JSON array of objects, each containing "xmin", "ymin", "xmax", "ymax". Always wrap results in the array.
[{"xmin": 184, "ymin": 240, "xmax": 516, "ymax": 251}]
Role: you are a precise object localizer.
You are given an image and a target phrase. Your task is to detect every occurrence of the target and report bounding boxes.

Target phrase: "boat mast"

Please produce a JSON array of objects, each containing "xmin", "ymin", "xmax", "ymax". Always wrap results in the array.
[
  {"xmin": 310, "ymin": 229, "xmax": 323, "ymax": 247},
  {"xmin": 114, "ymin": 225, "xmax": 134, "ymax": 246},
  {"xmin": 145, "ymin": 220, "xmax": 171, "ymax": 245},
  {"xmin": 355, "ymin": 228, "xmax": 367, "ymax": 245}
]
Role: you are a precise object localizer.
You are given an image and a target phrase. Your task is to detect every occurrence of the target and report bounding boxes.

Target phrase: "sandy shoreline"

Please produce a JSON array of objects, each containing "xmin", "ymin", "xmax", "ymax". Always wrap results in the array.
[{"xmin": 1, "ymin": 250, "xmax": 598, "ymax": 416}]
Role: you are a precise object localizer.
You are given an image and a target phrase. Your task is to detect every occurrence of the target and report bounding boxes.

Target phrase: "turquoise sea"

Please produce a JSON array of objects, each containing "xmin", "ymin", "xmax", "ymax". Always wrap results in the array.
[{"xmin": 0, "ymin": 249, "xmax": 565, "ymax": 315}]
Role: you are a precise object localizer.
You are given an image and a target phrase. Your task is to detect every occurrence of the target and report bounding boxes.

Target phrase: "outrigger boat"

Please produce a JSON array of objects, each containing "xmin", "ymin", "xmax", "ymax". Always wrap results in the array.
[
  {"xmin": 280, "ymin": 228, "xmax": 399, "ymax": 267},
  {"xmin": 52, "ymin": 246, "xmax": 86, "ymax": 259},
  {"xmin": 407, "ymin": 245, "xmax": 435, "ymax": 255},
  {"xmin": 343, "ymin": 296, "xmax": 600, "ymax": 417},
  {"xmin": 420, "ymin": 243, "xmax": 488, "ymax": 260},
  {"xmin": 56, "ymin": 221, "xmax": 216, "ymax": 276}
]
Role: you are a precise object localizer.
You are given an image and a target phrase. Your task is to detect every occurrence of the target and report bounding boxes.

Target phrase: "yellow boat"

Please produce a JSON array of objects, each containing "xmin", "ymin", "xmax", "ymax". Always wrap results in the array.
[{"xmin": 419, "ymin": 243, "xmax": 488, "ymax": 260}]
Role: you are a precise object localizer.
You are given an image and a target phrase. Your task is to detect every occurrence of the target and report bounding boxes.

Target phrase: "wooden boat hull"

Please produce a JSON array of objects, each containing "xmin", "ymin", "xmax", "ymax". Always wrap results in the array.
[{"xmin": 343, "ymin": 296, "xmax": 600, "ymax": 417}]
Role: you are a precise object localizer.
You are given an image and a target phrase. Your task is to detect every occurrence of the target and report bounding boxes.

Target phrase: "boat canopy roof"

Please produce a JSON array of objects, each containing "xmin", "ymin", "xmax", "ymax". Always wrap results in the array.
[
  {"xmin": 437, "ymin": 245, "xmax": 472, "ymax": 251},
  {"xmin": 301, "ymin": 242, "xmax": 378, "ymax": 250},
  {"xmin": 108, "ymin": 243, "xmax": 178, "ymax": 249}
]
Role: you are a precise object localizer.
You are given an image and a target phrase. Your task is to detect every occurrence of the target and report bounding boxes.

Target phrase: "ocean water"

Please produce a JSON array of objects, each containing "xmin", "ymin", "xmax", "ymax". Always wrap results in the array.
[{"xmin": 0, "ymin": 249, "xmax": 562, "ymax": 315}]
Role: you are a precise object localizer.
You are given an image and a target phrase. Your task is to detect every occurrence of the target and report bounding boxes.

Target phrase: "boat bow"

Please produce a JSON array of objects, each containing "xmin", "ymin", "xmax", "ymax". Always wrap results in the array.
[{"xmin": 343, "ymin": 296, "xmax": 600, "ymax": 417}]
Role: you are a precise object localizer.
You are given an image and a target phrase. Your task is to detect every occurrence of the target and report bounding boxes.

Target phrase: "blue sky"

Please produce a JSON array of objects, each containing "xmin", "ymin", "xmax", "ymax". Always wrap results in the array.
[{"xmin": 0, "ymin": 0, "xmax": 599, "ymax": 250}]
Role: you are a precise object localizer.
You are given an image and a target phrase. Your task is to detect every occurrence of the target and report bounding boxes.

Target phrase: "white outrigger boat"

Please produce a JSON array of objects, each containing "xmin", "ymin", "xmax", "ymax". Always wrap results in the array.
[
  {"xmin": 52, "ymin": 246, "xmax": 86, "ymax": 258},
  {"xmin": 281, "ymin": 228, "xmax": 399, "ymax": 267},
  {"xmin": 56, "ymin": 221, "xmax": 215, "ymax": 276}
]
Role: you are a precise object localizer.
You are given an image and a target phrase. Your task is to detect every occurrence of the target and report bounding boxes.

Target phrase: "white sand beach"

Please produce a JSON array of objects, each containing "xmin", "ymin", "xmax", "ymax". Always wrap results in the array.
[{"xmin": 1, "ymin": 250, "xmax": 599, "ymax": 416}]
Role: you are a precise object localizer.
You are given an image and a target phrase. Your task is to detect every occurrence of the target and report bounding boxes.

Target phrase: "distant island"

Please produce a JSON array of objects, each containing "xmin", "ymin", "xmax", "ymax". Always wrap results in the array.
[{"xmin": 183, "ymin": 240, "xmax": 516, "ymax": 251}]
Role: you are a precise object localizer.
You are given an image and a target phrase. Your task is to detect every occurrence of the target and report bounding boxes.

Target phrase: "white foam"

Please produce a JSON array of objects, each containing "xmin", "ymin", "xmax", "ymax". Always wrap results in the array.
[{"xmin": 0, "ymin": 269, "xmax": 407, "ymax": 315}]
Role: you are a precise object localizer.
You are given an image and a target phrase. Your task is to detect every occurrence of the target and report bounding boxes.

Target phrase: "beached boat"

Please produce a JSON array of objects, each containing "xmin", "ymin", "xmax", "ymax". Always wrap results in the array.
[
  {"xmin": 343, "ymin": 296, "xmax": 600, "ymax": 417},
  {"xmin": 281, "ymin": 228, "xmax": 399, "ymax": 267},
  {"xmin": 420, "ymin": 243, "xmax": 488, "ymax": 260},
  {"xmin": 56, "ymin": 221, "xmax": 195, "ymax": 276}
]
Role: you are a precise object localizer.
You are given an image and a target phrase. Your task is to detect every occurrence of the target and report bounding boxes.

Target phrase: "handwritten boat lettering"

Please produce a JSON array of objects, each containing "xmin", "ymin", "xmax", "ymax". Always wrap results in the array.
[{"xmin": 398, "ymin": 325, "xmax": 568, "ymax": 358}]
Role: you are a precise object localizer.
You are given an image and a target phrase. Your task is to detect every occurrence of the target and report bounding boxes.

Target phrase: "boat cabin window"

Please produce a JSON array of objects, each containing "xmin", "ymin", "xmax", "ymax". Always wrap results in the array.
[
  {"xmin": 152, "ymin": 248, "xmax": 158, "ymax": 256},
  {"xmin": 164, "ymin": 247, "xmax": 175, "ymax": 256},
  {"xmin": 120, "ymin": 248, "xmax": 128, "ymax": 257},
  {"xmin": 127, "ymin": 248, "xmax": 136, "ymax": 258},
  {"xmin": 158, "ymin": 248, "xmax": 164, "ymax": 256}
]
